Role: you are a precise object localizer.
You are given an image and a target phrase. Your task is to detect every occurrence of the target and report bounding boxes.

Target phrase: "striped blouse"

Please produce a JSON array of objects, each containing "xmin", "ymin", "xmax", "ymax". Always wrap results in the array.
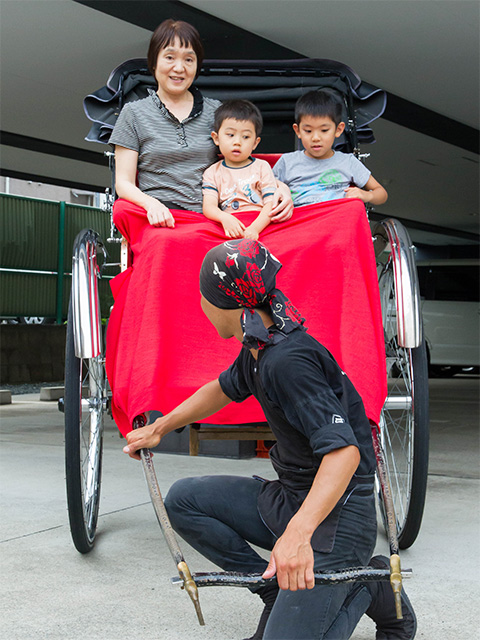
[{"xmin": 110, "ymin": 87, "xmax": 221, "ymax": 212}]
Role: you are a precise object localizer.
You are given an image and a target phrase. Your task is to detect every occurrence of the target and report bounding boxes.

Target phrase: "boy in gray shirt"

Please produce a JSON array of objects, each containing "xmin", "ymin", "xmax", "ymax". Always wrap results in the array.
[{"xmin": 273, "ymin": 90, "xmax": 388, "ymax": 207}]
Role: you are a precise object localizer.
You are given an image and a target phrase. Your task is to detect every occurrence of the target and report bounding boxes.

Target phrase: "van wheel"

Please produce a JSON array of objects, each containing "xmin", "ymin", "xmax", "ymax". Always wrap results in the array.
[{"xmin": 429, "ymin": 365, "xmax": 461, "ymax": 378}]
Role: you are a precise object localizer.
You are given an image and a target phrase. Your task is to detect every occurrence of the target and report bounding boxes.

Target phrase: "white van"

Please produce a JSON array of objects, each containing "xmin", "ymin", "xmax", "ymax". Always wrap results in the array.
[{"xmin": 416, "ymin": 259, "xmax": 479, "ymax": 376}]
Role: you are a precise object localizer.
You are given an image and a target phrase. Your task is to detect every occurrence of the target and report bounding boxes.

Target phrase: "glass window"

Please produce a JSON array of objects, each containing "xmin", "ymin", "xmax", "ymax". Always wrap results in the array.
[{"xmin": 417, "ymin": 265, "xmax": 479, "ymax": 302}]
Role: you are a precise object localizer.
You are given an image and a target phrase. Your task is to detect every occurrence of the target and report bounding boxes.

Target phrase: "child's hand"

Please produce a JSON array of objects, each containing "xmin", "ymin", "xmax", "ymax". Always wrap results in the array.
[
  {"xmin": 222, "ymin": 214, "xmax": 246, "ymax": 239},
  {"xmin": 344, "ymin": 187, "xmax": 371, "ymax": 203},
  {"xmin": 243, "ymin": 226, "xmax": 259, "ymax": 241}
]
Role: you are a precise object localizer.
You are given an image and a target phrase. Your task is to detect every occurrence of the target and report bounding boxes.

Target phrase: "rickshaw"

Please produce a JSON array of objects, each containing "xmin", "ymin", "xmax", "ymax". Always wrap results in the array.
[{"xmin": 63, "ymin": 57, "xmax": 429, "ymax": 624}]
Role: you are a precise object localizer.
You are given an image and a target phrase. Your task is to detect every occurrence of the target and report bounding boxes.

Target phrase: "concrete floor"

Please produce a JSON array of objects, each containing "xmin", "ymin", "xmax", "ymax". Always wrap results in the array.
[{"xmin": 0, "ymin": 377, "xmax": 478, "ymax": 640}]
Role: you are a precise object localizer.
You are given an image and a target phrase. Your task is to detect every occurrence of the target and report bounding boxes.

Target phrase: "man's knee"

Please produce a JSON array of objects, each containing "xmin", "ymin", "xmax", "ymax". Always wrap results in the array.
[{"xmin": 164, "ymin": 477, "xmax": 197, "ymax": 521}]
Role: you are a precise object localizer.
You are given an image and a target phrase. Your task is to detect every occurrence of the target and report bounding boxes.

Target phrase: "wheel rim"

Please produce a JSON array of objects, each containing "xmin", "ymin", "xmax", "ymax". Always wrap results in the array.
[
  {"xmin": 79, "ymin": 355, "xmax": 104, "ymax": 541},
  {"xmin": 379, "ymin": 265, "xmax": 415, "ymax": 538},
  {"xmin": 23, "ymin": 316, "xmax": 46, "ymax": 324}
]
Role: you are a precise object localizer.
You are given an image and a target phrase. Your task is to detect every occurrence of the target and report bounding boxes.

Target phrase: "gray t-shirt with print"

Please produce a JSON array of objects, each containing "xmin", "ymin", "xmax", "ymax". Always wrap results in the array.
[{"xmin": 273, "ymin": 150, "xmax": 371, "ymax": 206}]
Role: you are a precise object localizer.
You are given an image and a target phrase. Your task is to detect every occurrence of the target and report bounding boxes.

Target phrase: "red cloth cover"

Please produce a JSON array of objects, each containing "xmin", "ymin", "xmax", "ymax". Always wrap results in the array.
[{"xmin": 107, "ymin": 199, "xmax": 387, "ymax": 436}]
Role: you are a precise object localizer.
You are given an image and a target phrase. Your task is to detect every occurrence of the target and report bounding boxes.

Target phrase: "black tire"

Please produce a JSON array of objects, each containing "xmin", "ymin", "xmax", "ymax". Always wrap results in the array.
[
  {"xmin": 19, "ymin": 316, "xmax": 55, "ymax": 325},
  {"xmin": 65, "ymin": 301, "xmax": 105, "ymax": 553},
  {"xmin": 429, "ymin": 364, "xmax": 461, "ymax": 378},
  {"xmin": 378, "ymin": 262, "xmax": 430, "ymax": 549}
]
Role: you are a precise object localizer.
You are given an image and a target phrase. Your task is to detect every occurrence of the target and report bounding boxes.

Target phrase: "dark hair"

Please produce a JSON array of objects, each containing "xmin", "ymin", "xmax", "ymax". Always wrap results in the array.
[
  {"xmin": 147, "ymin": 19, "xmax": 204, "ymax": 79},
  {"xmin": 213, "ymin": 100, "xmax": 263, "ymax": 136},
  {"xmin": 295, "ymin": 90, "xmax": 344, "ymax": 126}
]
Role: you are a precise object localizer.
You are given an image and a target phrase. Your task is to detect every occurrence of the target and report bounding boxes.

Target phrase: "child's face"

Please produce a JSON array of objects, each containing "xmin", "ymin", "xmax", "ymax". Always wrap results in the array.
[
  {"xmin": 293, "ymin": 115, "xmax": 345, "ymax": 160},
  {"xmin": 211, "ymin": 118, "xmax": 260, "ymax": 168}
]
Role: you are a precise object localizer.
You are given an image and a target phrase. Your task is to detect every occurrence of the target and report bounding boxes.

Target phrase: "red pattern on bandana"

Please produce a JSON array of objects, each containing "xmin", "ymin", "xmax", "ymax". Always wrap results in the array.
[
  {"xmin": 246, "ymin": 263, "xmax": 266, "ymax": 296},
  {"xmin": 238, "ymin": 240, "xmax": 260, "ymax": 258}
]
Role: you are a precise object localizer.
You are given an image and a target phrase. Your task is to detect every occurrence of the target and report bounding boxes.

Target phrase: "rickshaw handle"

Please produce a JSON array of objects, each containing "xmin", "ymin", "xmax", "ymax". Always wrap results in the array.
[{"xmin": 133, "ymin": 415, "xmax": 205, "ymax": 626}]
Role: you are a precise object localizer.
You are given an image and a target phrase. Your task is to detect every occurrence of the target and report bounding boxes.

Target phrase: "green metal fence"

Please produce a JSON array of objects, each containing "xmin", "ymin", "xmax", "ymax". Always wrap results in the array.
[{"xmin": 0, "ymin": 194, "xmax": 121, "ymax": 323}]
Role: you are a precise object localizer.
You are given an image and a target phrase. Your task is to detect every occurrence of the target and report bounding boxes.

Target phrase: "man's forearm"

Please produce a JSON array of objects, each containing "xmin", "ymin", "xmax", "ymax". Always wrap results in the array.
[
  {"xmin": 263, "ymin": 445, "xmax": 361, "ymax": 590},
  {"xmin": 286, "ymin": 445, "xmax": 360, "ymax": 538},
  {"xmin": 124, "ymin": 379, "xmax": 232, "ymax": 458},
  {"xmin": 152, "ymin": 379, "xmax": 232, "ymax": 438}
]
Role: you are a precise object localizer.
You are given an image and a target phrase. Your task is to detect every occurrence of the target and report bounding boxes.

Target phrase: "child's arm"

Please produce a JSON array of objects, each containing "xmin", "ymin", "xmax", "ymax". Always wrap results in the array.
[
  {"xmin": 203, "ymin": 191, "xmax": 246, "ymax": 239},
  {"xmin": 244, "ymin": 199, "xmax": 273, "ymax": 240},
  {"xmin": 345, "ymin": 175, "xmax": 388, "ymax": 206}
]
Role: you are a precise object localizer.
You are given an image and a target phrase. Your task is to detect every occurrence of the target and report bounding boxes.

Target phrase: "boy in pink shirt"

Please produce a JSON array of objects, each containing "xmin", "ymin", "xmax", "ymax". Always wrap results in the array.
[{"xmin": 202, "ymin": 100, "xmax": 277, "ymax": 240}]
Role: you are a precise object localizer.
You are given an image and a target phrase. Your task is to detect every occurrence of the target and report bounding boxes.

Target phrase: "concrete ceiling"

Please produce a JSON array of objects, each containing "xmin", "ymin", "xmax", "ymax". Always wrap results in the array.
[
  {"xmin": 186, "ymin": 0, "xmax": 479, "ymax": 128},
  {"xmin": 1, "ymin": 0, "xmax": 479, "ymax": 249}
]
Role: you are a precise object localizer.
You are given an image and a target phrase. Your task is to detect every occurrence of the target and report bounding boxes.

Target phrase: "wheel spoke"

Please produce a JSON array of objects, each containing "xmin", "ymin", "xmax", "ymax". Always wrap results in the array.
[
  {"xmin": 65, "ymin": 234, "xmax": 106, "ymax": 553},
  {"xmin": 378, "ymin": 263, "xmax": 414, "ymax": 540},
  {"xmin": 65, "ymin": 313, "xmax": 105, "ymax": 552},
  {"xmin": 78, "ymin": 356, "xmax": 104, "ymax": 535},
  {"xmin": 377, "ymin": 232, "xmax": 429, "ymax": 549}
]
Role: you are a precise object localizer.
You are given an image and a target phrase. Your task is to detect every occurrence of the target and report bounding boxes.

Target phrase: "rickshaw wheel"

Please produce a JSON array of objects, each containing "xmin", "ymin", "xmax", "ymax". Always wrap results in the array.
[
  {"xmin": 65, "ymin": 300, "xmax": 105, "ymax": 553},
  {"xmin": 377, "ymin": 262, "xmax": 429, "ymax": 549}
]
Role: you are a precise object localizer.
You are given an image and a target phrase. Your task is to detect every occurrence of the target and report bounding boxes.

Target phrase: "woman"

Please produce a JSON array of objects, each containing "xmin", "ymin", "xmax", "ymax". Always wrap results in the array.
[
  {"xmin": 106, "ymin": 19, "xmax": 296, "ymax": 436},
  {"xmin": 110, "ymin": 19, "xmax": 293, "ymax": 227}
]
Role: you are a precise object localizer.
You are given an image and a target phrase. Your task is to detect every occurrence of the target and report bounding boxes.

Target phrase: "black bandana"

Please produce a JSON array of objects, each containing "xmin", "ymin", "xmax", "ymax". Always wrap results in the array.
[{"xmin": 200, "ymin": 239, "xmax": 306, "ymax": 349}]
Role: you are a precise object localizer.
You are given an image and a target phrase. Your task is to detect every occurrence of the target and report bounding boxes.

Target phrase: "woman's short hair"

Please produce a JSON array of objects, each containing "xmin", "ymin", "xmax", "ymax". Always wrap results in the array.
[{"xmin": 147, "ymin": 19, "xmax": 204, "ymax": 79}]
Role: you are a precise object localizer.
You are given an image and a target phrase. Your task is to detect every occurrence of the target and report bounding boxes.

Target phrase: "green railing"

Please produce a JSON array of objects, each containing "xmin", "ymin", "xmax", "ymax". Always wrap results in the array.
[{"xmin": 0, "ymin": 193, "xmax": 121, "ymax": 323}]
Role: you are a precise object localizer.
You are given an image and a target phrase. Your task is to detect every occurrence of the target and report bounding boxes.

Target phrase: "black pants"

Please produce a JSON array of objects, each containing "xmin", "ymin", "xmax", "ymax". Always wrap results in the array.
[{"xmin": 165, "ymin": 475, "xmax": 378, "ymax": 639}]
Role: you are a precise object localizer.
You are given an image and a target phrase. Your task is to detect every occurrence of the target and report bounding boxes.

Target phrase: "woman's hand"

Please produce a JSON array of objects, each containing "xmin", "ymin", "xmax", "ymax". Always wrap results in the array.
[
  {"xmin": 222, "ymin": 214, "xmax": 246, "ymax": 238},
  {"xmin": 269, "ymin": 181, "xmax": 294, "ymax": 223},
  {"xmin": 123, "ymin": 423, "xmax": 162, "ymax": 460},
  {"xmin": 146, "ymin": 200, "xmax": 175, "ymax": 228},
  {"xmin": 262, "ymin": 524, "xmax": 315, "ymax": 591}
]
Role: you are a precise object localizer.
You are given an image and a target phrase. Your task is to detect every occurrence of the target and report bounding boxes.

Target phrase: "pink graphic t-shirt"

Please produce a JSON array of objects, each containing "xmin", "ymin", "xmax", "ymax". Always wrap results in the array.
[{"xmin": 202, "ymin": 158, "xmax": 277, "ymax": 212}]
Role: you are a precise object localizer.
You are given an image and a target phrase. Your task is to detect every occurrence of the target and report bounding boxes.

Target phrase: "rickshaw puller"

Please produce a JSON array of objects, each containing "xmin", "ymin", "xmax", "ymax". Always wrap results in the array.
[{"xmin": 124, "ymin": 239, "xmax": 416, "ymax": 640}]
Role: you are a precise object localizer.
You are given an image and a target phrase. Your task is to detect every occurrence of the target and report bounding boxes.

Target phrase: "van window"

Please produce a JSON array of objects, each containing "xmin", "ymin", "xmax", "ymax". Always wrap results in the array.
[{"xmin": 417, "ymin": 265, "xmax": 479, "ymax": 303}]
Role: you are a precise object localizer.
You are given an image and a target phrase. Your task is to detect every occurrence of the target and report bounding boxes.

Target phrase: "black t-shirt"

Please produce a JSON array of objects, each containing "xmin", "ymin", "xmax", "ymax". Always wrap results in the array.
[{"xmin": 219, "ymin": 328, "xmax": 376, "ymax": 550}]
